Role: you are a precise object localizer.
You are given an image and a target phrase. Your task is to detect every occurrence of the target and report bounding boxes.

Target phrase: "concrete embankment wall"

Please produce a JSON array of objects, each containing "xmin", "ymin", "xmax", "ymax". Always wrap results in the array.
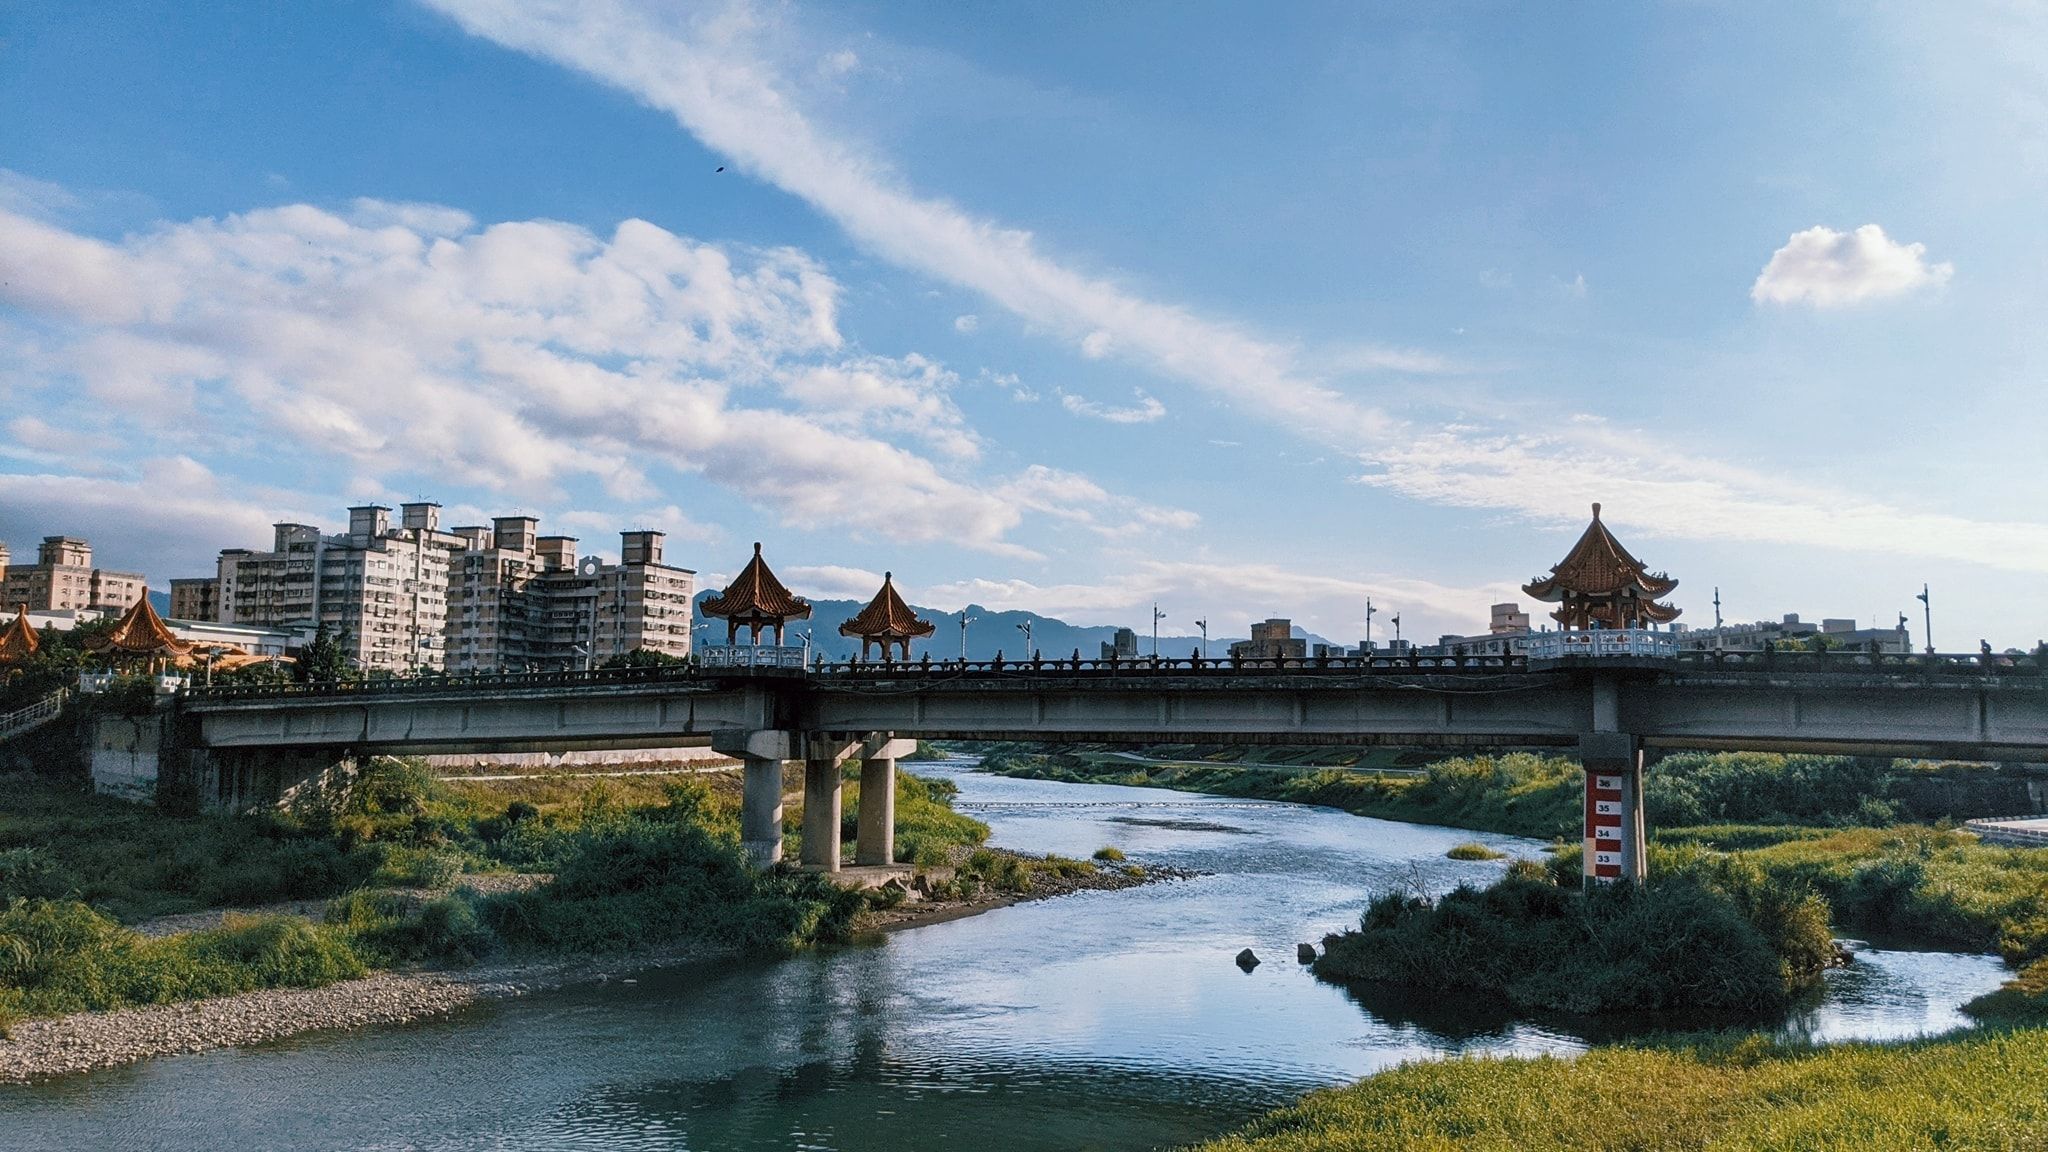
[{"xmin": 418, "ymin": 746, "xmax": 738, "ymax": 773}]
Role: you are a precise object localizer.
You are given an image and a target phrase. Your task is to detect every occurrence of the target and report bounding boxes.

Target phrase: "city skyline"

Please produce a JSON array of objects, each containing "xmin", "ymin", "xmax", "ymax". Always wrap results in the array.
[{"xmin": 2, "ymin": 3, "xmax": 2044, "ymax": 648}]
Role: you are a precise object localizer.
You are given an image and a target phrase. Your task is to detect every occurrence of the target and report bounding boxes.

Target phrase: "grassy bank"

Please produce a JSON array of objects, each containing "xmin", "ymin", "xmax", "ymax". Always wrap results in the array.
[
  {"xmin": 0, "ymin": 758, "xmax": 994, "ymax": 1033},
  {"xmin": 1186, "ymin": 1030, "xmax": 2048, "ymax": 1152}
]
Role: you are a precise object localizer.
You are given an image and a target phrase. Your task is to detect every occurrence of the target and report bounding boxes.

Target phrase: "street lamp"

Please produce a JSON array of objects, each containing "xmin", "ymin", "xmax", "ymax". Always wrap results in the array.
[
  {"xmin": 1365, "ymin": 598, "xmax": 1377, "ymax": 653},
  {"xmin": 1917, "ymin": 585, "xmax": 1933, "ymax": 654},
  {"xmin": 1391, "ymin": 613, "xmax": 1402, "ymax": 649},
  {"xmin": 960, "ymin": 613, "xmax": 976, "ymax": 661},
  {"xmin": 1152, "ymin": 603, "xmax": 1166, "ymax": 659},
  {"xmin": 1195, "ymin": 617, "xmax": 1209, "ymax": 659},
  {"xmin": 1016, "ymin": 618, "xmax": 1033, "ymax": 657}
]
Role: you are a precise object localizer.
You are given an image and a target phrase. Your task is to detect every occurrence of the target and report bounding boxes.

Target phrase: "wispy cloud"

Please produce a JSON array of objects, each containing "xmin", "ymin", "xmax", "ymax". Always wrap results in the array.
[
  {"xmin": 1059, "ymin": 387, "xmax": 1166, "ymax": 425},
  {"xmin": 1752, "ymin": 224, "xmax": 1953, "ymax": 308},
  {"xmin": 415, "ymin": 2, "xmax": 2048, "ymax": 574}
]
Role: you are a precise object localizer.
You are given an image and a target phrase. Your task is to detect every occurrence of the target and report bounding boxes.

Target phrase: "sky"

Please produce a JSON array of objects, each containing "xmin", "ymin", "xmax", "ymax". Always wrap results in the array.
[{"xmin": 1, "ymin": 1, "xmax": 2044, "ymax": 649}]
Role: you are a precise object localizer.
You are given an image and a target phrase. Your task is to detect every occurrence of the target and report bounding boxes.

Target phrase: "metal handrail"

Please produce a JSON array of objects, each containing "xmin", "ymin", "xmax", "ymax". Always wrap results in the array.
[{"xmin": 0, "ymin": 690, "xmax": 68, "ymax": 741}]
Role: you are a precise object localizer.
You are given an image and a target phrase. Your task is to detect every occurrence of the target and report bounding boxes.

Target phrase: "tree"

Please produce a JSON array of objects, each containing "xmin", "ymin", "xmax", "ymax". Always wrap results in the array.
[
  {"xmin": 600, "ymin": 647, "xmax": 686, "ymax": 670},
  {"xmin": 297, "ymin": 624, "xmax": 349, "ymax": 684}
]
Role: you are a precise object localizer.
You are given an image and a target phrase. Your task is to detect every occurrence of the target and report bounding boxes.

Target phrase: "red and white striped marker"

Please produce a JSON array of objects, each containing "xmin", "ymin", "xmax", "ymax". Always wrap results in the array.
[{"xmin": 1584, "ymin": 772, "xmax": 1626, "ymax": 880}]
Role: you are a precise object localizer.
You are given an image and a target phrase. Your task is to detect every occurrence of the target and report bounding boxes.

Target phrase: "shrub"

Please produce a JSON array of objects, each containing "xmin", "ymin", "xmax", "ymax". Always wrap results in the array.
[
  {"xmin": 1446, "ymin": 842, "xmax": 1506, "ymax": 861},
  {"xmin": 1315, "ymin": 865, "xmax": 1834, "ymax": 1016},
  {"xmin": 1092, "ymin": 846, "xmax": 1126, "ymax": 862}
]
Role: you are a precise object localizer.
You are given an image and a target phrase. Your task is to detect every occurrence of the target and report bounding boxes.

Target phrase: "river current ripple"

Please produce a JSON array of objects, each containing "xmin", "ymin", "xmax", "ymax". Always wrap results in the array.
[{"xmin": 0, "ymin": 759, "xmax": 2011, "ymax": 1151}]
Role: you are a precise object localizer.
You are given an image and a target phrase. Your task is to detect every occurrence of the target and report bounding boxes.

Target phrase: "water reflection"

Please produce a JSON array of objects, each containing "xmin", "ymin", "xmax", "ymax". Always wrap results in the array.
[{"xmin": 0, "ymin": 759, "xmax": 2012, "ymax": 1152}]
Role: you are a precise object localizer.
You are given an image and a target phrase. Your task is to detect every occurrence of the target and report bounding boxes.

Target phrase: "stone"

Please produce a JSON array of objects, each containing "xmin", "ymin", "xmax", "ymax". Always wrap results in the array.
[
  {"xmin": 1235, "ymin": 948, "xmax": 1260, "ymax": 971},
  {"xmin": 1297, "ymin": 943, "xmax": 1317, "ymax": 964}
]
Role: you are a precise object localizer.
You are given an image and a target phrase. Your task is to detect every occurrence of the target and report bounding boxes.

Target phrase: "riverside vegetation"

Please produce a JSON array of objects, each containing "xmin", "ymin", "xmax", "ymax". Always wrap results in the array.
[
  {"xmin": 982, "ymin": 748, "xmax": 2048, "ymax": 965},
  {"xmin": 976, "ymin": 745, "xmax": 2048, "ymax": 1151},
  {"xmin": 0, "ymin": 756, "xmax": 1008, "ymax": 1035}
]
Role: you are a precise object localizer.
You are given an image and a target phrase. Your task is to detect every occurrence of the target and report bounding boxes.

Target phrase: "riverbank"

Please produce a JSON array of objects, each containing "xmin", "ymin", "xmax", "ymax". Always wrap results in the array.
[
  {"xmin": 0, "ymin": 847, "xmax": 1194, "ymax": 1084},
  {"xmin": 1185, "ymin": 1029, "xmax": 2048, "ymax": 1151}
]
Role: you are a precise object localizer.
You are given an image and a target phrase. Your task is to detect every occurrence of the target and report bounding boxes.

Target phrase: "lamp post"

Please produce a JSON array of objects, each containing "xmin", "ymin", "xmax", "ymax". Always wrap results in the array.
[
  {"xmin": 1016, "ymin": 618, "xmax": 1033, "ymax": 657},
  {"xmin": 1152, "ymin": 603, "xmax": 1166, "ymax": 659},
  {"xmin": 1917, "ymin": 585, "xmax": 1933, "ymax": 653},
  {"xmin": 1391, "ymin": 613, "xmax": 1401, "ymax": 649},
  {"xmin": 960, "ymin": 613, "xmax": 976, "ymax": 661},
  {"xmin": 1195, "ymin": 617, "xmax": 1209, "ymax": 659},
  {"xmin": 1365, "ymin": 598, "xmax": 1376, "ymax": 653}
]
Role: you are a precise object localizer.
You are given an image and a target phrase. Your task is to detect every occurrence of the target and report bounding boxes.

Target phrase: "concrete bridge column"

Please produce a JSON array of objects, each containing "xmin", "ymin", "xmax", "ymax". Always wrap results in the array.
[
  {"xmin": 1579, "ymin": 731, "xmax": 1646, "ymax": 886},
  {"xmin": 857, "ymin": 735, "xmax": 917, "ymax": 867},
  {"xmin": 801, "ymin": 739, "xmax": 843, "ymax": 871},
  {"xmin": 717, "ymin": 732, "xmax": 799, "ymax": 869}
]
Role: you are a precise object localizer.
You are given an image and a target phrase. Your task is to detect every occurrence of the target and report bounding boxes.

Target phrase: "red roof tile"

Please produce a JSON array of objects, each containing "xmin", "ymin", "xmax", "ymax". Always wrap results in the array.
[
  {"xmin": 699, "ymin": 543, "xmax": 812, "ymax": 624},
  {"xmin": 838, "ymin": 573, "xmax": 936, "ymax": 642}
]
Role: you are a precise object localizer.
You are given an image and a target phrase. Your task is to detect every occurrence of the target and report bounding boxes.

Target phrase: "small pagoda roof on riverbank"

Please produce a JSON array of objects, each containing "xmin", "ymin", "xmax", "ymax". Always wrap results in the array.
[
  {"xmin": 700, "ymin": 543, "xmax": 812, "ymax": 644},
  {"xmin": 840, "ymin": 573, "xmax": 935, "ymax": 659},
  {"xmin": 85, "ymin": 596, "xmax": 195, "ymax": 660},
  {"xmin": 0, "ymin": 608, "xmax": 38, "ymax": 664},
  {"xmin": 1522, "ymin": 504, "xmax": 1680, "ymax": 630}
]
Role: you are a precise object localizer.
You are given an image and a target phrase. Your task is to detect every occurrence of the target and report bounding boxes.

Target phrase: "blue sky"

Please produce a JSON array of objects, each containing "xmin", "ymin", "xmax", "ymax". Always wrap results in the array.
[{"xmin": 1, "ymin": 1, "xmax": 2043, "ymax": 648}]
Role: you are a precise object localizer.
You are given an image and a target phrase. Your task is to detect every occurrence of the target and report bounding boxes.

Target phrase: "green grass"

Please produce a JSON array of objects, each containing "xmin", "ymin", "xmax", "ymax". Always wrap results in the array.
[
  {"xmin": 1964, "ymin": 958, "xmax": 2048, "ymax": 1027},
  {"xmin": 1445, "ymin": 842, "xmax": 1506, "ymax": 861},
  {"xmin": 0, "ymin": 899, "xmax": 365, "ymax": 1035},
  {"xmin": 1185, "ymin": 1030, "xmax": 2048, "ymax": 1151}
]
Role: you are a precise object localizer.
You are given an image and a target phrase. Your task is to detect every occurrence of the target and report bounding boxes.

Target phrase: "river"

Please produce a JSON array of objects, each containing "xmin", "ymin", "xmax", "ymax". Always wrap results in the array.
[{"xmin": 0, "ymin": 759, "xmax": 2012, "ymax": 1151}]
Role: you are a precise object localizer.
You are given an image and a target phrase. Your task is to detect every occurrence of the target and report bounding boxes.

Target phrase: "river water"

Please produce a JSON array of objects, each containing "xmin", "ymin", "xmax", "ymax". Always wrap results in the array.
[{"xmin": 0, "ymin": 760, "xmax": 2012, "ymax": 1151}]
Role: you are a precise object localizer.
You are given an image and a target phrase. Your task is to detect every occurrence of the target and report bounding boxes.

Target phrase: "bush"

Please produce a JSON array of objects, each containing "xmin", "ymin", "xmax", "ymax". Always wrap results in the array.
[
  {"xmin": 1446, "ymin": 842, "xmax": 1506, "ymax": 861},
  {"xmin": 1092, "ymin": 846, "xmax": 1126, "ymax": 862},
  {"xmin": 0, "ymin": 898, "xmax": 365, "ymax": 1035},
  {"xmin": 1315, "ymin": 864, "xmax": 1835, "ymax": 1016}
]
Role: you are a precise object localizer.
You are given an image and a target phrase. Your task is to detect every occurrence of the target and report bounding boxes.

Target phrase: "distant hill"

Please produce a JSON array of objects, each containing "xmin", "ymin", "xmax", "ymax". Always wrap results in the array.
[{"xmin": 692, "ymin": 591, "xmax": 1338, "ymax": 661}]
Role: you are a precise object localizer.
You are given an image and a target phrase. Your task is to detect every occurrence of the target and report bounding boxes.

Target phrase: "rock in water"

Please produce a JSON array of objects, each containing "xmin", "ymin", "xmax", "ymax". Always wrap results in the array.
[
  {"xmin": 1235, "ymin": 948, "xmax": 1260, "ymax": 971},
  {"xmin": 1297, "ymin": 943, "xmax": 1317, "ymax": 964}
]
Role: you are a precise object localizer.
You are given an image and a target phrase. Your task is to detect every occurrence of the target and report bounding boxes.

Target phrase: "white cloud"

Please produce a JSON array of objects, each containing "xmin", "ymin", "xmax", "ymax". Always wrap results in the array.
[
  {"xmin": 1751, "ymin": 224, "xmax": 1954, "ymax": 308},
  {"xmin": 1059, "ymin": 387, "xmax": 1166, "ymax": 425},
  {"xmin": 0, "ymin": 459, "xmax": 306, "ymax": 579},
  {"xmin": 0, "ymin": 199, "xmax": 1164, "ymax": 556},
  {"xmin": 417, "ymin": 2, "xmax": 2048, "ymax": 577},
  {"xmin": 953, "ymin": 313, "xmax": 978, "ymax": 333},
  {"xmin": 420, "ymin": 0, "xmax": 1402, "ymax": 447},
  {"xmin": 784, "ymin": 563, "xmax": 886, "ymax": 599},
  {"xmin": 999, "ymin": 464, "xmax": 1198, "ymax": 536}
]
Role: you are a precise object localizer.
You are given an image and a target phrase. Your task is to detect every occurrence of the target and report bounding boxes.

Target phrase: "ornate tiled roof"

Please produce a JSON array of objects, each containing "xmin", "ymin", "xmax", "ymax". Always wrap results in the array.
[
  {"xmin": 0, "ymin": 608, "xmax": 38, "ymax": 664},
  {"xmin": 86, "ymin": 596, "xmax": 195, "ymax": 657},
  {"xmin": 839, "ymin": 573, "xmax": 936, "ymax": 642},
  {"xmin": 699, "ymin": 543, "xmax": 812, "ymax": 624},
  {"xmin": 1522, "ymin": 503, "xmax": 1679, "ymax": 602}
]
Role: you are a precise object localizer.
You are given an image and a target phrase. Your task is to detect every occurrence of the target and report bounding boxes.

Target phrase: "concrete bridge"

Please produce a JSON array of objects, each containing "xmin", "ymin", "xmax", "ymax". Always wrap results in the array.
[{"xmin": 168, "ymin": 648, "xmax": 2048, "ymax": 881}]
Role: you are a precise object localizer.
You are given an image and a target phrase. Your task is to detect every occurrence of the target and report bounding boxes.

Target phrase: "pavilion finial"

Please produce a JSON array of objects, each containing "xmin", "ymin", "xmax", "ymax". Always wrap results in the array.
[
  {"xmin": 1591, "ymin": 502, "xmax": 1602, "ymax": 520},
  {"xmin": 753, "ymin": 541, "xmax": 762, "ymax": 556}
]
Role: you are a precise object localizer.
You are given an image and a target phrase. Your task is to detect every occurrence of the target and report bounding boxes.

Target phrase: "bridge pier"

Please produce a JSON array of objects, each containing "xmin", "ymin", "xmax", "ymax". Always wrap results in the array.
[
  {"xmin": 801, "ymin": 739, "xmax": 843, "ymax": 871},
  {"xmin": 856, "ymin": 733, "xmax": 905, "ymax": 860},
  {"xmin": 717, "ymin": 731, "xmax": 801, "ymax": 869},
  {"xmin": 1579, "ymin": 731, "xmax": 1646, "ymax": 886}
]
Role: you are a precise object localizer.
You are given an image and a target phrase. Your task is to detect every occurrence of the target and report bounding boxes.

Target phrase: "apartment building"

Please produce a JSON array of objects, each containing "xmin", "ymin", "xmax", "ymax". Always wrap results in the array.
[
  {"xmin": 1, "ymin": 536, "xmax": 146, "ymax": 614},
  {"xmin": 216, "ymin": 503, "xmax": 462, "ymax": 673},
  {"xmin": 443, "ymin": 522, "xmax": 695, "ymax": 673},
  {"xmin": 169, "ymin": 577, "xmax": 221, "ymax": 621}
]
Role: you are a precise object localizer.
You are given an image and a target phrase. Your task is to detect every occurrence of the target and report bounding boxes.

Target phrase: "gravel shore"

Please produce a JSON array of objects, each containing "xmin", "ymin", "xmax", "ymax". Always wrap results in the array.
[{"xmin": 0, "ymin": 859, "xmax": 1188, "ymax": 1084}]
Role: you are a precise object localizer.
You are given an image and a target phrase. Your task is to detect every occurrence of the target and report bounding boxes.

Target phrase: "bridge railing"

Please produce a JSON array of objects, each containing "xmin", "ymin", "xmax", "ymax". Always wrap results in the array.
[
  {"xmin": 173, "ymin": 644, "xmax": 2045, "ymax": 703},
  {"xmin": 1525, "ymin": 629, "xmax": 1677, "ymax": 660}
]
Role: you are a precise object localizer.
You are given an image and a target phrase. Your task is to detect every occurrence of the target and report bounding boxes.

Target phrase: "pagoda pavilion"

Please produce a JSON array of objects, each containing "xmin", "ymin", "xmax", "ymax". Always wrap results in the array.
[
  {"xmin": 1521, "ymin": 504, "xmax": 1680, "ymax": 630},
  {"xmin": 700, "ymin": 543, "xmax": 812, "ymax": 645},
  {"xmin": 0, "ymin": 608, "xmax": 39, "ymax": 666},
  {"xmin": 84, "ymin": 595, "xmax": 195, "ymax": 671},
  {"xmin": 839, "ymin": 573, "xmax": 935, "ymax": 662}
]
